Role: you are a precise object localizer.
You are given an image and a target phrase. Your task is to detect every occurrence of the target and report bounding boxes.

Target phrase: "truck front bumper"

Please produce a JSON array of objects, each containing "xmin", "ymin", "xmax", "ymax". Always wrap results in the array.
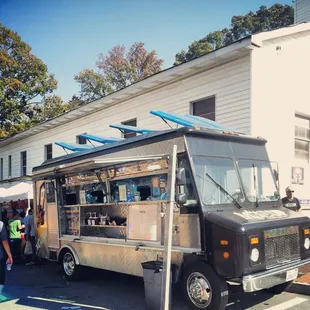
[{"xmin": 242, "ymin": 258, "xmax": 310, "ymax": 293}]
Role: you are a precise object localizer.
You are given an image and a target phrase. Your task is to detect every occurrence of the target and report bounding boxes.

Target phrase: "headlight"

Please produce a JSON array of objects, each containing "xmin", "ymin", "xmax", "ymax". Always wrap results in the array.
[
  {"xmin": 250, "ymin": 248, "xmax": 260, "ymax": 262},
  {"xmin": 304, "ymin": 237, "xmax": 310, "ymax": 250}
]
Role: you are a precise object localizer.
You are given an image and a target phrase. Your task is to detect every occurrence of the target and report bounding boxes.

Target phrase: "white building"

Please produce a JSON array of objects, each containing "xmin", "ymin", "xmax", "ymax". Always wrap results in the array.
[
  {"xmin": 1, "ymin": 23, "xmax": 310, "ymax": 213},
  {"xmin": 295, "ymin": 0, "xmax": 310, "ymax": 23}
]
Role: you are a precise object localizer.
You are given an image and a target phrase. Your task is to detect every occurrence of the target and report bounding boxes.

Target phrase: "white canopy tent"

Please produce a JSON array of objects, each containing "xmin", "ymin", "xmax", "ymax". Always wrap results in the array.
[{"xmin": 0, "ymin": 182, "xmax": 33, "ymax": 203}]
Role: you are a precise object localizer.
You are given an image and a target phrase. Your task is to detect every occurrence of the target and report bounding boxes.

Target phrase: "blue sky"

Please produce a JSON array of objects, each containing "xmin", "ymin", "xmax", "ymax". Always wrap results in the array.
[{"xmin": 0, "ymin": 0, "xmax": 293, "ymax": 101}]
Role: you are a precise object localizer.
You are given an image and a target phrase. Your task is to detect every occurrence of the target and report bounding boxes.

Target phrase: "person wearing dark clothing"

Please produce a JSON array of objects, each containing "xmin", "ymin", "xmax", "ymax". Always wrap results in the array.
[
  {"xmin": 0, "ymin": 220, "xmax": 13, "ymax": 298},
  {"xmin": 281, "ymin": 186, "xmax": 302, "ymax": 213},
  {"xmin": 24, "ymin": 209, "xmax": 37, "ymax": 266},
  {"xmin": 1, "ymin": 211, "xmax": 9, "ymax": 235}
]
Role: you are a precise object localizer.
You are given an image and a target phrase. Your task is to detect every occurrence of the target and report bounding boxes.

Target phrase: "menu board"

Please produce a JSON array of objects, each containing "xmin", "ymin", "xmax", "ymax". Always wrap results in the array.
[
  {"xmin": 127, "ymin": 204, "xmax": 158, "ymax": 241},
  {"xmin": 119, "ymin": 185, "xmax": 127, "ymax": 202},
  {"xmin": 46, "ymin": 181, "xmax": 56, "ymax": 203},
  {"xmin": 108, "ymin": 159, "xmax": 168, "ymax": 179},
  {"xmin": 65, "ymin": 207, "xmax": 80, "ymax": 235},
  {"xmin": 64, "ymin": 172, "xmax": 105, "ymax": 186}
]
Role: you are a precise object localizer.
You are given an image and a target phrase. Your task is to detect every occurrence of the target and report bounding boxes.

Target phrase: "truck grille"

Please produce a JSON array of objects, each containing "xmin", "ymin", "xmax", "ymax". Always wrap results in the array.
[{"xmin": 264, "ymin": 226, "xmax": 300, "ymax": 267}]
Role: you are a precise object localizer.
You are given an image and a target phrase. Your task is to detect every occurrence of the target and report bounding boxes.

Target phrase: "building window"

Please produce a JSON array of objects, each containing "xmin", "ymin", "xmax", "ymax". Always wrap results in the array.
[
  {"xmin": 76, "ymin": 134, "xmax": 87, "ymax": 144},
  {"xmin": 0, "ymin": 158, "xmax": 3, "ymax": 181},
  {"xmin": 45, "ymin": 144, "xmax": 53, "ymax": 160},
  {"xmin": 21, "ymin": 151, "xmax": 27, "ymax": 176},
  {"xmin": 192, "ymin": 96, "xmax": 215, "ymax": 121},
  {"xmin": 8, "ymin": 155, "xmax": 11, "ymax": 177},
  {"xmin": 122, "ymin": 118, "xmax": 137, "ymax": 139},
  {"xmin": 295, "ymin": 115, "xmax": 310, "ymax": 160}
]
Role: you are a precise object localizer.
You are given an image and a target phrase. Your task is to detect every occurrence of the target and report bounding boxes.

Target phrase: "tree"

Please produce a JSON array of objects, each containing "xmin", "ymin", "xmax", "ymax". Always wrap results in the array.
[
  {"xmin": 75, "ymin": 42, "xmax": 163, "ymax": 101},
  {"xmin": 96, "ymin": 42, "xmax": 163, "ymax": 90},
  {"xmin": 68, "ymin": 95, "xmax": 85, "ymax": 110},
  {"xmin": 174, "ymin": 4, "xmax": 294, "ymax": 65},
  {"xmin": 0, "ymin": 22, "xmax": 57, "ymax": 137},
  {"xmin": 31, "ymin": 95, "xmax": 70, "ymax": 123},
  {"xmin": 74, "ymin": 69, "xmax": 111, "ymax": 102}
]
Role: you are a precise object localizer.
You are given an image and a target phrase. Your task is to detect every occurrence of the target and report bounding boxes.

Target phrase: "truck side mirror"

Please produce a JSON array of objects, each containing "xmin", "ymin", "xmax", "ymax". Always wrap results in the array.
[
  {"xmin": 176, "ymin": 168, "xmax": 186, "ymax": 186},
  {"xmin": 176, "ymin": 193, "xmax": 187, "ymax": 206}
]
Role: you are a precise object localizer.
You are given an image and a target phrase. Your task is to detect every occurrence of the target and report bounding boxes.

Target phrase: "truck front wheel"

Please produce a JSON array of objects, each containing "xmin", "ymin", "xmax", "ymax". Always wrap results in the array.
[{"xmin": 181, "ymin": 262, "xmax": 228, "ymax": 310}]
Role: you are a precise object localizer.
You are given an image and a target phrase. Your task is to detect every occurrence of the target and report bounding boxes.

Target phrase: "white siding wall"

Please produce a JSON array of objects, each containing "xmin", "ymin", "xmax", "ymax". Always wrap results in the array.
[
  {"xmin": 251, "ymin": 34, "xmax": 310, "ymax": 210},
  {"xmin": 0, "ymin": 56, "xmax": 251, "ymax": 184},
  {"xmin": 295, "ymin": 0, "xmax": 310, "ymax": 23}
]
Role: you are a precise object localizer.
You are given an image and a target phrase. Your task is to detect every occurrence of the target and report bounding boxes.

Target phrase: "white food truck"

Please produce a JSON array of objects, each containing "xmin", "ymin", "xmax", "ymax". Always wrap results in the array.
[{"xmin": 31, "ymin": 111, "xmax": 310, "ymax": 310}]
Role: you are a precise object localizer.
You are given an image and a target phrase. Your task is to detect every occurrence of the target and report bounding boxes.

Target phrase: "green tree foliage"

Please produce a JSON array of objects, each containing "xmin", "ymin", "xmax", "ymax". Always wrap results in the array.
[
  {"xmin": 74, "ymin": 69, "xmax": 111, "ymax": 102},
  {"xmin": 68, "ymin": 95, "xmax": 85, "ymax": 110},
  {"xmin": 30, "ymin": 95, "xmax": 70, "ymax": 124},
  {"xmin": 0, "ymin": 22, "xmax": 57, "ymax": 137},
  {"xmin": 75, "ymin": 42, "xmax": 163, "ymax": 101},
  {"xmin": 174, "ymin": 4, "xmax": 294, "ymax": 65}
]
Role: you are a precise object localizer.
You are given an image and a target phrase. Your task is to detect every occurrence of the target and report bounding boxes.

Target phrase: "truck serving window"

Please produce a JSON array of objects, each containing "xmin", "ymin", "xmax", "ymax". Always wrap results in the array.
[
  {"xmin": 193, "ymin": 156, "xmax": 244, "ymax": 206},
  {"xmin": 110, "ymin": 174, "xmax": 168, "ymax": 202},
  {"xmin": 237, "ymin": 159, "xmax": 280, "ymax": 202}
]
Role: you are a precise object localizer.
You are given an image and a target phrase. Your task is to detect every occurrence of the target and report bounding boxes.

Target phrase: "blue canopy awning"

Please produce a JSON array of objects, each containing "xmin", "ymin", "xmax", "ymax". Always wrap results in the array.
[
  {"xmin": 150, "ymin": 110, "xmax": 242, "ymax": 134},
  {"xmin": 184, "ymin": 114, "xmax": 240, "ymax": 133},
  {"xmin": 55, "ymin": 142, "xmax": 93, "ymax": 152},
  {"xmin": 109, "ymin": 124, "xmax": 153, "ymax": 134},
  {"xmin": 79, "ymin": 133, "xmax": 122, "ymax": 144}
]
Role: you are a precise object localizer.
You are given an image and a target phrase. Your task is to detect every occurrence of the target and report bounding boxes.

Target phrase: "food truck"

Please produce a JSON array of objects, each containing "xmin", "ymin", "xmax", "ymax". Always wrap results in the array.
[{"xmin": 32, "ymin": 111, "xmax": 310, "ymax": 310}]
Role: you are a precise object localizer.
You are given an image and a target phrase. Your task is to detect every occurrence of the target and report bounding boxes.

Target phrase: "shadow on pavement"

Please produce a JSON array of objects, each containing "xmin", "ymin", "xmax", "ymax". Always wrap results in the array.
[
  {"xmin": 4, "ymin": 263, "xmax": 187, "ymax": 309},
  {"xmin": 4, "ymin": 263, "xmax": 278, "ymax": 310},
  {"xmin": 226, "ymin": 290, "xmax": 274, "ymax": 310}
]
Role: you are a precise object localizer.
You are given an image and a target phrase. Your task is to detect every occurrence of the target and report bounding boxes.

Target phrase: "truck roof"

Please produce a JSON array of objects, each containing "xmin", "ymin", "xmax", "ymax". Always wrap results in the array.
[{"xmin": 32, "ymin": 127, "xmax": 266, "ymax": 173}]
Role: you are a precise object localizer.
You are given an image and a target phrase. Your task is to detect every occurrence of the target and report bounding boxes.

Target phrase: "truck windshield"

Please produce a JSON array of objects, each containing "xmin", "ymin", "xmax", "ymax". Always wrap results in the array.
[
  {"xmin": 193, "ymin": 156, "xmax": 244, "ymax": 206},
  {"xmin": 237, "ymin": 159, "xmax": 280, "ymax": 202}
]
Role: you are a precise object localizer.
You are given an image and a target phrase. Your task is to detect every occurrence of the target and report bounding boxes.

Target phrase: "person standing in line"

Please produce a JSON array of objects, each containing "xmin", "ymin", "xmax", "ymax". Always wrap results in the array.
[
  {"xmin": 0, "ymin": 220, "xmax": 13, "ymax": 299},
  {"xmin": 1, "ymin": 211, "xmax": 9, "ymax": 235},
  {"xmin": 24, "ymin": 209, "xmax": 37, "ymax": 266},
  {"xmin": 281, "ymin": 186, "xmax": 302, "ymax": 214},
  {"xmin": 8, "ymin": 210, "xmax": 22, "ymax": 259}
]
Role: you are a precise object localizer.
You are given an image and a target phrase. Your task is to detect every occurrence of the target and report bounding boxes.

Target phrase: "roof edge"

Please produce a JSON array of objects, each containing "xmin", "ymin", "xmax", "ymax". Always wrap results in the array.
[
  {"xmin": 252, "ymin": 22, "xmax": 310, "ymax": 46},
  {"xmin": 0, "ymin": 36, "xmax": 253, "ymax": 148}
]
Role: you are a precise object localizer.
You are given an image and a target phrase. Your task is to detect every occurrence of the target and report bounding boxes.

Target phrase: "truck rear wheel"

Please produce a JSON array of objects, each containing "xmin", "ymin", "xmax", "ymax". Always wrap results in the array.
[
  {"xmin": 61, "ymin": 250, "xmax": 83, "ymax": 281},
  {"xmin": 181, "ymin": 262, "xmax": 228, "ymax": 310}
]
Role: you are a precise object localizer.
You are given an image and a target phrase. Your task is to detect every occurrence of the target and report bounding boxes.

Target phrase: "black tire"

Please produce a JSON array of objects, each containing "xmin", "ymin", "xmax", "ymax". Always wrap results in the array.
[
  {"xmin": 181, "ymin": 262, "xmax": 228, "ymax": 310},
  {"xmin": 61, "ymin": 250, "xmax": 83, "ymax": 281},
  {"xmin": 265, "ymin": 281, "xmax": 292, "ymax": 295}
]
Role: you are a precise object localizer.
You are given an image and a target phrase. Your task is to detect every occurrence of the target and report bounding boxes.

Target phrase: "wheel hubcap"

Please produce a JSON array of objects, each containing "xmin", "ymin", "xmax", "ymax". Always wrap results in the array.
[
  {"xmin": 187, "ymin": 272, "xmax": 212, "ymax": 308},
  {"xmin": 63, "ymin": 253, "xmax": 75, "ymax": 276}
]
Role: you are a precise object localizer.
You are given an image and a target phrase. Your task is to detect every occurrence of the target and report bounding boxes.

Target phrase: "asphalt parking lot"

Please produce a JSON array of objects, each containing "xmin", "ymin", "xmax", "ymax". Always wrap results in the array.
[{"xmin": 1, "ymin": 262, "xmax": 309, "ymax": 309}]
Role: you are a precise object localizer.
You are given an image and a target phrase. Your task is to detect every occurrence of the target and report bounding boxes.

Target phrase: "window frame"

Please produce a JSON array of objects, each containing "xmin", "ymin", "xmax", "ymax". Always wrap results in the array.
[
  {"xmin": 0, "ymin": 158, "xmax": 3, "ymax": 181},
  {"xmin": 190, "ymin": 96, "xmax": 216, "ymax": 121},
  {"xmin": 121, "ymin": 118, "xmax": 137, "ymax": 139},
  {"xmin": 20, "ymin": 151, "xmax": 27, "ymax": 177},
  {"xmin": 45, "ymin": 143, "xmax": 53, "ymax": 160},
  {"xmin": 8, "ymin": 155, "xmax": 12, "ymax": 178},
  {"xmin": 294, "ymin": 114, "xmax": 310, "ymax": 161},
  {"xmin": 76, "ymin": 134, "xmax": 87, "ymax": 145}
]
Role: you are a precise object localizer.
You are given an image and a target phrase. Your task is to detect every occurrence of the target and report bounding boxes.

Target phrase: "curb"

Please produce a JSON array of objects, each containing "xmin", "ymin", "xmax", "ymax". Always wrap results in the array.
[{"xmin": 286, "ymin": 282, "xmax": 310, "ymax": 295}]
